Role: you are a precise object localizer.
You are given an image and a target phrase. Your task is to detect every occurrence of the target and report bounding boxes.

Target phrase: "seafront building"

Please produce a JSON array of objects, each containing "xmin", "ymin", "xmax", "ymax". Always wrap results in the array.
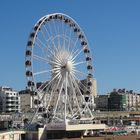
[
  {"xmin": 19, "ymin": 78, "xmax": 97, "ymax": 113},
  {"xmin": 91, "ymin": 78, "xmax": 97, "ymax": 97},
  {"xmin": 19, "ymin": 89, "xmax": 33, "ymax": 112},
  {"xmin": 1, "ymin": 85, "xmax": 140, "ymax": 139},
  {"xmin": 95, "ymin": 89, "xmax": 140, "ymax": 111},
  {"xmin": 95, "ymin": 94, "xmax": 109, "ymax": 111},
  {"xmin": 1, "ymin": 85, "xmax": 139, "ymax": 114},
  {"xmin": 80, "ymin": 78, "xmax": 97, "ymax": 97},
  {"xmin": 108, "ymin": 89, "xmax": 140, "ymax": 111},
  {"xmin": 0, "ymin": 86, "xmax": 20, "ymax": 113}
]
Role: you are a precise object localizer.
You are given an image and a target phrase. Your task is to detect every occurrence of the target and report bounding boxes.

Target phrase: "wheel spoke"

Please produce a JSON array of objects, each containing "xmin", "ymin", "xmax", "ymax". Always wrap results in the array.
[
  {"xmin": 73, "ymin": 61, "xmax": 86, "ymax": 66},
  {"xmin": 69, "ymin": 38, "xmax": 79, "ymax": 56},
  {"xmin": 48, "ymin": 21, "xmax": 53, "ymax": 37},
  {"xmin": 67, "ymin": 95, "xmax": 74, "ymax": 117},
  {"xmin": 33, "ymin": 54, "xmax": 48, "ymax": 63},
  {"xmin": 42, "ymin": 24, "xmax": 51, "ymax": 37},
  {"xmin": 71, "ymin": 45, "xmax": 86, "ymax": 61},
  {"xmin": 67, "ymin": 29, "xmax": 72, "ymax": 52},
  {"xmin": 37, "ymin": 71, "xmax": 61, "ymax": 94},
  {"xmin": 36, "ymin": 36, "xmax": 48, "ymax": 48},
  {"xmin": 69, "ymin": 74, "xmax": 82, "ymax": 116},
  {"xmin": 47, "ymin": 47, "xmax": 62, "ymax": 64},
  {"xmin": 64, "ymin": 72, "xmax": 68, "ymax": 121},
  {"xmin": 70, "ymin": 48, "xmax": 79, "ymax": 60},
  {"xmin": 73, "ymin": 74, "xmax": 91, "ymax": 93},
  {"xmin": 45, "ymin": 75, "xmax": 62, "ymax": 119},
  {"xmin": 40, "ymin": 29, "xmax": 49, "ymax": 44},
  {"xmin": 42, "ymin": 23, "xmax": 57, "ymax": 49},
  {"xmin": 71, "ymin": 74, "xmax": 94, "ymax": 118},
  {"xmin": 52, "ymin": 78, "xmax": 64, "ymax": 120},
  {"xmin": 34, "ymin": 67, "xmax": 60, "ymax": 76},
  {"xmin": 72, "ymin": 69, "xmax": 87, "ymax": 77},
  {"xmin": 33, "ymin": 54, "xmax": 62, "ymax": 66},
  {"xmin": 53, "ymin": 19, "xmax": 58, "ymax": 37}
]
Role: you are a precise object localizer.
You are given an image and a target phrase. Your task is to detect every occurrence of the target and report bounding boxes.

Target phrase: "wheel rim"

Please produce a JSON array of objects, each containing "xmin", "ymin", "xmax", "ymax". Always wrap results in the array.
[{"xmin": 25, "ymin": 13, "xmax": 94, "ymax": 124}]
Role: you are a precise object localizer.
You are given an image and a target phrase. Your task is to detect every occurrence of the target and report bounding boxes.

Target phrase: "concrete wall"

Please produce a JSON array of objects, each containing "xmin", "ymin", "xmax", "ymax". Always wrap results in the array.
[
  {"xmin": 0, "ymin": 130, "xmax": 39, "ymax": 140},
  {"xmin": 0, "ymin": 124, "xmax": 106, "ymax": 140},
  {"xmin": 66, "ymin": 124, "xmax": 106, "ymax": 131},
  {"xmin": 0, "ymin": 131, "xmax": 26, "ymax": 140},
  {"xmin": 38, "ymin": 127, "xmax": 46, "ymax": 140}
]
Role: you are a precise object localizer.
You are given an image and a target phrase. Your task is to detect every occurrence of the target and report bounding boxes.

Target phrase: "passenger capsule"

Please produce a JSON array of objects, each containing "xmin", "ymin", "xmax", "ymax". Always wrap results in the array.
[
  {"xmin": 86, "ymin": 91, "xmax": 90, "ymax": 94},
  {"xmin": 74, "ymin": 28, "xmax": 80, "ymax": 32},
  {"xmin": 84, "ymin": 48, "xmax": 89, "ymax": 53},
  {"xmin": 87, "ymin": 65, "xmax": 92, "ymax": 70},
  {"xmin": 25, "ymin": 60, "xmax": 31, "ymax": 66},
  {"xmin": 27, "ymin": 41, "xmax": 33, "ymax": 46},
  {"xmin": 88, "ymin": 74, "xmax": 93, "ymax": 78},
  {"xmin": 79, "ymin": 34, "xmax": 84, "ymax": 39},
  {"xmin": 49, "ymin": 15, "xmax": 53, "ymax": 19},
  {"xmin": 64, "ymin": 19, "xmax": 69, "ymax": 23},
  {"xmin": 34, "ymin": 25, "xmax": 38, "ymax": 31},
  {"xmin": 30, "ymin": 91, "xmax": 37, "ymax": 96},
  {"xmin": 87, "ymin": 81, "xmax": 92, "ymax": 86},
  {"xmin": 26, "ymin": 71, "xmax": 32, "ymax": 76},
  {"xmin": 58, "ymin": 15, "xmax": 63, "ymax": 20},
  {"xmin": 26, "ymin": 50, "xmax": 32, "ymax": 56},
  {"xmin": 85, "ymin": 96, "xmax": 89, "ymax": 102},
  {"xmin": 28, "ymin": 81, "xmax": 34, "ymax": 86},
  {"xmin": 39, "ymin": 107, "xmax": 45, "ymax": 112},
  {"xmin": 42, "ymin": 113, "xmax": 48, "ymax": 118},
  {"xmin": 86, "ymin": 57, "xmax": 91, "ymax": 61},
  {"xmin": 38, "ymin": 20, "xmax": 42, "ymax": 25},
  {"xmin": 34, "ymin": 99, "xmax": 41, "ymax": 105},
  {"xmin": 81, "ymin": 41, "xmax": 87, "ymax": 46},
  {"xmin": 30, "ymin": 32, "xmax": 35, "ymax": 38}
]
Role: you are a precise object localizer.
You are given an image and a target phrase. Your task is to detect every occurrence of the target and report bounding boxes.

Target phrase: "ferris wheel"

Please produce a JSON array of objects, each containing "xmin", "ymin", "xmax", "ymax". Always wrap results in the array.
[{"xmin": 25, "ymin": 13, "xmax": 94, "ymax": 124}]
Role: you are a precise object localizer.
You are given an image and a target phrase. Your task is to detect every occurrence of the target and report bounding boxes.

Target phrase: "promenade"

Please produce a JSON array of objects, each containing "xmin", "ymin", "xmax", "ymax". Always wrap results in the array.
[{"xmin": 61, "ymin": 135, "xmax": 140, "ymax": 140}]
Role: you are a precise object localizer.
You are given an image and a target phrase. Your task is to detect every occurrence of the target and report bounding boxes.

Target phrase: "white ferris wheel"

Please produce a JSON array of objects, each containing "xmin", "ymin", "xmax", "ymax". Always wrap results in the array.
[{"xmin": 25, "ymin": 13, "xmax": 94, "ymax": 124}]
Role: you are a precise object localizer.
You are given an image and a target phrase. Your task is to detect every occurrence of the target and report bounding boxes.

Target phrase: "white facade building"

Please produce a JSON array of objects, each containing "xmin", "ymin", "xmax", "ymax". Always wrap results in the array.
[
  {"xmin": 125, "ymin": 91, "xmax": 140, "ymax": 111},
  {"xmin": 0, "ymin": 86, "xmax": 20, "ymax": 113},
  {"xmin": 78, "ymin": 78, "xmax": 96, "ymax": 111},
  {"xmin": 90, "ymin": 78, "xmax": 97, "ymax": 97},
  {"xmin": 19, "ymin": 89, "xmax": 33, "ymax": 113},
  {"xmin": 19, "ymin": 88, "xmax": 45, "ymax": 112},
  {"xmin": 116, "ymin": 89, "xmax": 140, "ymax": 111}
]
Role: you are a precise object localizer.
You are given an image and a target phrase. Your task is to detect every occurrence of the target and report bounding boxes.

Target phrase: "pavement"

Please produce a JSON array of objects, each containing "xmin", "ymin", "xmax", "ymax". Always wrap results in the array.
[{"xmin": 59, "ymin": 134, "xmax": 140, "ymax": 140}]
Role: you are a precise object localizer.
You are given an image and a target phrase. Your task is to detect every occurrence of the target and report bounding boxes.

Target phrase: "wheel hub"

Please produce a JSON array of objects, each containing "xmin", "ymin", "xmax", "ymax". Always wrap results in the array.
[{"xmin": 62, "ymin": 60, "xmax": 73, "ymax": 73}]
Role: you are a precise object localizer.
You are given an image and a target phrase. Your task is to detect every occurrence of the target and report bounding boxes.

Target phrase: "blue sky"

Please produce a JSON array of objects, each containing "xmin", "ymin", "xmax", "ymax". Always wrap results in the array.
[{"xmin": 0, "ymin": 0, "xmax": 140, "ymax": 94}]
